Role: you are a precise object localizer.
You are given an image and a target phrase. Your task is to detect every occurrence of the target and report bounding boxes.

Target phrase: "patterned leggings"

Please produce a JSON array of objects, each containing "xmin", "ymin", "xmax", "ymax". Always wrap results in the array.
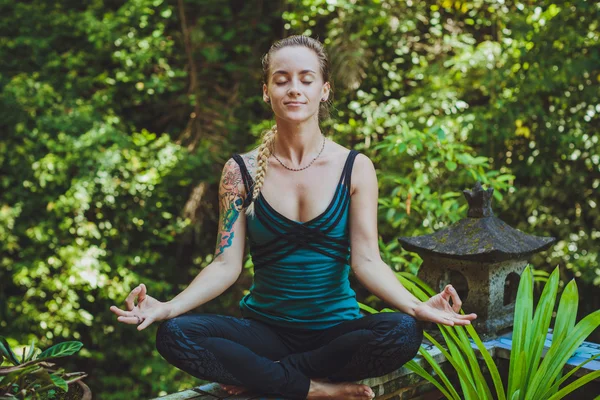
[{"xmin": 155, "ymin": 312, "xmax": 423, "ymax": 399}]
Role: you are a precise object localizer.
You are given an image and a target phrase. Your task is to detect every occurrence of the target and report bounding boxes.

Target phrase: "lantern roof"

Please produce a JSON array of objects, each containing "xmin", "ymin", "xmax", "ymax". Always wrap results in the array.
[{"xmin": 398, "ymin": 182, "xmax": 556, "ymax": 262}]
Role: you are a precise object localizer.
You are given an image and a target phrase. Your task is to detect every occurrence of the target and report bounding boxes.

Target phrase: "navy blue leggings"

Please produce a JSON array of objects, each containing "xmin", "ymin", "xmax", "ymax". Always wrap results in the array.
[{"xmin": 155, "ymin": 312, "xmax": 423, "ymax": 399}]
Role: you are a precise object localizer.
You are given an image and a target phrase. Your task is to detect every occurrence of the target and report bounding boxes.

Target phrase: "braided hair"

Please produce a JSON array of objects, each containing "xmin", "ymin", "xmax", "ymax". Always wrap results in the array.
[{"xmin": 245, "ymin": 125, "xmax": 277, "ymax": 216}]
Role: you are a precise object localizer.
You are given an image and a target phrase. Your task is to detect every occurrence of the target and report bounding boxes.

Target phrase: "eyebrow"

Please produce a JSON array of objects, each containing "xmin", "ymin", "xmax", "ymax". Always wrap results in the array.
[{"xmin": 272, "ymin": 69, "xmax": 317, "ymax": 76}]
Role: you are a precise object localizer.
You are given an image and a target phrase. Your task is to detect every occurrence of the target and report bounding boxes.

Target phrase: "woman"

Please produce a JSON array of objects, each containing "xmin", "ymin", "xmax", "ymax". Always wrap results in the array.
[{"xmin": 110, "ymin": 35, "xmax": 477, "ymax": 400}]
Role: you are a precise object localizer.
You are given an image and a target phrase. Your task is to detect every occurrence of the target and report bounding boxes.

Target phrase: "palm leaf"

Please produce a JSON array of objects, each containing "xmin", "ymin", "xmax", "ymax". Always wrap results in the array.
[
  {"xmin": 358, "ymin": 302, "xmax": 378, "ymax": 315},
  {"xmin": 522, "ymin": 267, "xmax": 559, "ymax": 391},
  {"xmin": 546, "ymin": 369, "xmax": 600, "ymax": 400},
  {"xmin": 539, "ymin": 352, "xmax": 600, "ymax": 399},
  {"xmin": 511, "ymin": 350, "xmax": 526, "ymax": 400},
  {"xmin": 415, "ymin": 344, "xmax": 462, "ymax": 400},
  {"xmin": 552, "ymin": 279, "xmax": 578, "ymax": 345},
  {"xmin": 507, "ymin": 265, "xmax": 533, "ymax": 397},
  {"xmin": 527, "ymin": 309, "xmax": 600, "ymax": 398},
  {"xmin": 454, "ymin": 325, "xmax": 494, "ymax": 399},
  {"xmin": 427, "ymin": 330, "xmax": 479, "ymax": 399},
  {"xmin": 464, "ymin": 323, "xmax": 507, "ymax": 400},
  {"xmin": 405, "ymin": 359, "xmax": 457, "ymax": 400},
  {"xmin": 396, "ymin": 275, "xmax": 430, "ymax": 302},
  {"xmin": 397, "ymin": 271, "xmax": 437, "ymax": 297},
  {"xmin": 533, "ymin": 278, "xmax": 579, "ymax": 398}
]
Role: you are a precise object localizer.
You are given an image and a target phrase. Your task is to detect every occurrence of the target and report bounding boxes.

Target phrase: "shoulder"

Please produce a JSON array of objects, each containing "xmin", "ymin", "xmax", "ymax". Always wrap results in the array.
[
  {"xmin": 350, "ymin": 152, "xmax": 377, "ymax": 196},
  {"xmin": 220, "ymin": 157, "xmax": 245, "ymax": 191},
  {"xmin": 352, "ymin": 152, "xmax": 374, "ymax": 170},
  {"xmin": 221, "ymin": 149, "xmax": 258, "ymax": 179},
  {"xmin": 326, "ymin": 141, "xmax": 376, "ymax": 194},
  {"xmin": 328, "ymin": 141, "xmax": 372, "ymax": 166},
  {"xmin": 238, "ymin": 148, "xmax": 259, "ymax": 177}
]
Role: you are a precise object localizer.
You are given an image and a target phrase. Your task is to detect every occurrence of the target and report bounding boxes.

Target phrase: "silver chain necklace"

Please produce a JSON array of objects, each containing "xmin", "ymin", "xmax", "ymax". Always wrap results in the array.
[{"xmin": 272, "ymin": 135, "xmax": 326, "ymax": 172}]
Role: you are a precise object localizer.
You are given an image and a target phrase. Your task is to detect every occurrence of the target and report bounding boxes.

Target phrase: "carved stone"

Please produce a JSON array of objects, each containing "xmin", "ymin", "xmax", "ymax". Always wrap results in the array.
[{"xmin": 398, "ymin": 181, "xmax": 557, "ymax": 339}]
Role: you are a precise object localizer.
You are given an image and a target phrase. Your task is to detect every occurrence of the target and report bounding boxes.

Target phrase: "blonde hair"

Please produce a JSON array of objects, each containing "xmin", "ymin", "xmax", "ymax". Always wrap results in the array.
[
  {"xmin": 245, "ymin": 125, "xmax": 277, "ymax": 217},
  {"xmin": 245, "ymin": 35, "xmax": 332, "ymax": 217}
]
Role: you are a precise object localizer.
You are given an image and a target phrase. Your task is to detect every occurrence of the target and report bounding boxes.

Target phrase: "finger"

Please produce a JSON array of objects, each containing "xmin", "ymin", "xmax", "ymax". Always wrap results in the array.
[
  {"xmin": 438, "ymin": 317, "xmax": 455, "ymax": 326},
  {"xmin": 440, "ymin": 286, "xmax": 451, "ymax": 302},
  {"xmin": 110, "ymin": 305, "xmax": 123, "ymax": 316},
  {"xmin": 448, "ymin": 312, "xmax": 477, "ymax": 325},
  {"xmin": 125, "ymin": 285, "xmax": 142, "ymax": 311},
  {"xmin": 454, "ymin": 312, "xmax": 478, "ymax": 320},
  {"xmin": 110, "ymin": 306, "xmax": 135, "ymax": 318},
  {"xmin": 138, "ymin": 283, "xmax": 147, "ymax": 304},
  {"xmin": 117, "ymin": 316, "xmax": 141, "ymax": 325},
  {"xmin": 451, "ymin": 317, "xmax": 472, "ymax": 326},
  {"xmin": 137, "ymin": 317, "xmax": 153, "ymax": 331},
  {"xmin": 445, "ymin": 285, "xmax": 462, "ymax": 313}
]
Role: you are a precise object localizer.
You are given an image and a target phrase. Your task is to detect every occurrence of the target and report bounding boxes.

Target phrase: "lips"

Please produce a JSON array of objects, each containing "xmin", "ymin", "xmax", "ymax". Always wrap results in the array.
[{"xmin": 285, "ymin": 101, "xmax": 305, "ymax": 105}]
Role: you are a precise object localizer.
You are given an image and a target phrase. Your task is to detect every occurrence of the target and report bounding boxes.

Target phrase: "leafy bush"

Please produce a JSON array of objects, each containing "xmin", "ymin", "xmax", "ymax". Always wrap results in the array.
[{"xmin": 0, "ymin": 337, "xmax": 86, "ymax": 399}]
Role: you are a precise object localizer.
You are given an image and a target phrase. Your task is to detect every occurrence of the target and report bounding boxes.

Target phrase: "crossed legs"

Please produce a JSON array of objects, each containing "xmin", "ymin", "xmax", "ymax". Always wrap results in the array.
[{"xmin": 155, "ymin": 312, "xmax": 423, "ymax": 399}]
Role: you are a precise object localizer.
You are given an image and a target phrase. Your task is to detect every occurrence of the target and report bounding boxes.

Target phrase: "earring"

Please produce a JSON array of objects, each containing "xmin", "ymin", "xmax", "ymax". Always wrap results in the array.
[
  {"xmin": 321, "ymin": 98, "xmax": 327, "ymax": 102},
  {"xmin": 266, "ymin": 98, "xmax": 270, "ymax": 103}
]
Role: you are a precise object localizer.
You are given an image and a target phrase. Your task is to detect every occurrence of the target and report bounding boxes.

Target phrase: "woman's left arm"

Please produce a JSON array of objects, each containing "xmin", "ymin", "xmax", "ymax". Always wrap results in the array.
[{"xmin": 349, "ymin": 154, "xmax": 477, "ymax": 326}]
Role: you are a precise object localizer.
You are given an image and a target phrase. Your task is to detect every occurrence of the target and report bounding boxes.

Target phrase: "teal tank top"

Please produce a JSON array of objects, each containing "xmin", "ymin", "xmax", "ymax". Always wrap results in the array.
[{"xmin": 232, "ymin": 150, "xmax": 362, "ymax": 330}]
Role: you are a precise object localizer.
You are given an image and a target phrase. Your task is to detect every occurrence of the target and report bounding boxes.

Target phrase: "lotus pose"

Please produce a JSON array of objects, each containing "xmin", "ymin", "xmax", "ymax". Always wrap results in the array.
[{"xmin": 110, "ymin": 35, "xmax": 477, "ymax": 400}]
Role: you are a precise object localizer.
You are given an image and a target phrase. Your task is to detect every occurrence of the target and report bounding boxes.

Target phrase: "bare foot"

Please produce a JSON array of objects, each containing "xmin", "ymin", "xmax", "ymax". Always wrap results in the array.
[
  {"xmin": 307, "ymin": 379, "xmax": 375, "ymax": 399},
  {"xmin": 219, "ymin": 383, "xmax": 248, "ymax": 395},
  {"xmin": 219, "ymin": 360, "xmax": 282, "ymax": 395}
]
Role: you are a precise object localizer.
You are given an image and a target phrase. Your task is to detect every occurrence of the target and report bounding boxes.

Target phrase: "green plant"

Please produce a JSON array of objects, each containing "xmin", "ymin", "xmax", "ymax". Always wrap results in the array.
[
  {"xmin": 359, "ymin": 265, "xmax": 600, "ymax": 399},
  {"xmin": 0, "ymin": 337, "xmax": 86, "ymax": 399}
]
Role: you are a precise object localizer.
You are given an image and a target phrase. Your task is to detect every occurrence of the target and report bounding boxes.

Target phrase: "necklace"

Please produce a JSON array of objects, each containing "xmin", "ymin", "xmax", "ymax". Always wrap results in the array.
[{"xmin": 272, "ymin": 135, "xmax": 326, "ymax": 171}]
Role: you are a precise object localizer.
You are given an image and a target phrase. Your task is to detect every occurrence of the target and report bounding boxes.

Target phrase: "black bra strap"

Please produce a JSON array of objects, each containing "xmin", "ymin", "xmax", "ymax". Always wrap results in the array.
[{"xmin": 231, "ymin": 154, "xmax": 255, "ymax": 208}]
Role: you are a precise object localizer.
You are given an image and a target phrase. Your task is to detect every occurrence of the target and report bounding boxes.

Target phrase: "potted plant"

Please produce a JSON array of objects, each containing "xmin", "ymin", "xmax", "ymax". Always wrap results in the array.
[
  {"xmin": 360, "ymin": 265, "xmax": 600, "ymax": 399},
  {"xmin": 0, "ymin": 337, "xmax": 91, "ymax": 400}
]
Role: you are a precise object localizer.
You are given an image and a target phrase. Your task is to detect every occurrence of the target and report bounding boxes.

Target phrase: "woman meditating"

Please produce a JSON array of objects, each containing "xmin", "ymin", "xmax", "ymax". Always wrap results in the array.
[{"xmin": 110, "ymin": 35, "xmax": 477, "ymax": 400}]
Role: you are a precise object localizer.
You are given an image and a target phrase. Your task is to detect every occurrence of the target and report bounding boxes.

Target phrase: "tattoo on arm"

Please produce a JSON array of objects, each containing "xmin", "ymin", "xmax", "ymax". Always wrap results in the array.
[
  {"xmin": 246, "ymin": 153, "xmax": 257, "ymax": 171},
  {"xmin": 215, "ymin": 160, "xmax": 244, "ymax": 258}
]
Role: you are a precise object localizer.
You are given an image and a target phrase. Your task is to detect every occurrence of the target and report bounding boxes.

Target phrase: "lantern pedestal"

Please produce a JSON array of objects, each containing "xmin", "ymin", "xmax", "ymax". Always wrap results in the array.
[{"xmin": 418, "ymin": 256, "xmax": 529, "ymax": 340}]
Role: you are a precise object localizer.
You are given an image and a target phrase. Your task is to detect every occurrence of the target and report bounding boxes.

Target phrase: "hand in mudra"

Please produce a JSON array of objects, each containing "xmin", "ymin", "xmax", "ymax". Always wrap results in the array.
[
  {"xmin": 110, "ymin": 284, "xmax": 171, "ymax": 331},
  {"xmin": 414, "ymin": 284, "xmax": 477, "ymax": 327}
]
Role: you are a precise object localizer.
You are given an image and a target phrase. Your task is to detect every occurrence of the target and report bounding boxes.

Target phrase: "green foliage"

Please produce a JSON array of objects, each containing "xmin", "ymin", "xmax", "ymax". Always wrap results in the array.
[
  {"xmin": 1, "ymin": 0, "xmax": 598, "ymax": 398},
  {"xmin": 0, "ymin": 336, "xmax": 86, "ymax": 399},
  {"xmin": 372, "ymin": 266, "xmax": 600, "ymax": 399},
  {"xmin": 283, "ymin": 0, "xmax": 600, "ymax": 290},
  {"xmin": 509, "ymin": 267, "xmax": 600, "ymax": 399}
]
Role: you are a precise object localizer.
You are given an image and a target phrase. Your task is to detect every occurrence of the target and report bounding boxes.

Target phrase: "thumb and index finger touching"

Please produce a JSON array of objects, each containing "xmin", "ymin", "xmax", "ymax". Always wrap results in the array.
[
  {"xmin": 109, "ymin": 283, "xmax": 147, "ymax": 317},
  {"xmin": 440, "ymin": 284, "xmax": 477, "ymax": 320},
  {"xmin": 109, "ymin": 283, "xmax": 155, "ymax": 331},
  {"xmin": 124, "ymin": 283, "xmax": 147, "ymax": 311}
]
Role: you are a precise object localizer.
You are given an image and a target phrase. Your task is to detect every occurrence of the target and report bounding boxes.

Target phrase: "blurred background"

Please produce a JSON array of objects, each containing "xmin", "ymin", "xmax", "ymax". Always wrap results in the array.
[{"xmin": 1, "ymin": 0, "xmax": 598, "ymax": 398}]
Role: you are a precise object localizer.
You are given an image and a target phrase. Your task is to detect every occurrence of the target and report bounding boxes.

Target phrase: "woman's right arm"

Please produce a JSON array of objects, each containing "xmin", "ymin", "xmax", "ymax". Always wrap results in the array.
[
  {"xmin": 110, "ymin": 157, "xmax": 248, "ymax": 329},
  {"xmin": 165, "ymin": 157, "xmax": 248, "ymax": 318}
]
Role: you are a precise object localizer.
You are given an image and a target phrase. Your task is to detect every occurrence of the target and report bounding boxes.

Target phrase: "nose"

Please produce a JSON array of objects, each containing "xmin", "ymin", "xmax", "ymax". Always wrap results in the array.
[{"xmin": 287, "ymin": 81, "xmax": 301, "ymax": 96}]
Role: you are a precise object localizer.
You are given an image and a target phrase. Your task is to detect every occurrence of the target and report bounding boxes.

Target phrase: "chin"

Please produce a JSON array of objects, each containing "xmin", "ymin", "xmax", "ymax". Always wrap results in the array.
[{"xmin": 277, "ymin": 111, "xmax": 317, "ymax": 123}]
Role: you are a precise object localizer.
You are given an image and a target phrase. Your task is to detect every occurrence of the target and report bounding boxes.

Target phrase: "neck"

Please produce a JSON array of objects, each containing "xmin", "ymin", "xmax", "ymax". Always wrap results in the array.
[{"xmin": 273, "ymin": 117, "xmax": 324, "ymax": 166}]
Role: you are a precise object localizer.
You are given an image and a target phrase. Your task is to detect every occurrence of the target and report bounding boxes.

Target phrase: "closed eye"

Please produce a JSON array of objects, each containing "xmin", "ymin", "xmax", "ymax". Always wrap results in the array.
[{"xmin": 275, "ymin": 82, "xmax": 313, "ymax": 86}]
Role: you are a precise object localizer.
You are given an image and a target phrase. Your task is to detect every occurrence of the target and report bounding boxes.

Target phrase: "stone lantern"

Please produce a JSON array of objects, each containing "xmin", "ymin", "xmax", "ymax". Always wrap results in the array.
[{"xmin": 398, "ymin": 181, "xmax": 557, "ymax": 339}]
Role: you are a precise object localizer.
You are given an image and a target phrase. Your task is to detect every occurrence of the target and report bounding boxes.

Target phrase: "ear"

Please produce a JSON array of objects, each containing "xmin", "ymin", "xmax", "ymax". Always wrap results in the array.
[
  {"xmin": 263, "ymin": 83, "xmax": 269, "ymax": 103},
  {"xmin": 321, "ymin": 82, "xmax": 331, "ymax": 102}
]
